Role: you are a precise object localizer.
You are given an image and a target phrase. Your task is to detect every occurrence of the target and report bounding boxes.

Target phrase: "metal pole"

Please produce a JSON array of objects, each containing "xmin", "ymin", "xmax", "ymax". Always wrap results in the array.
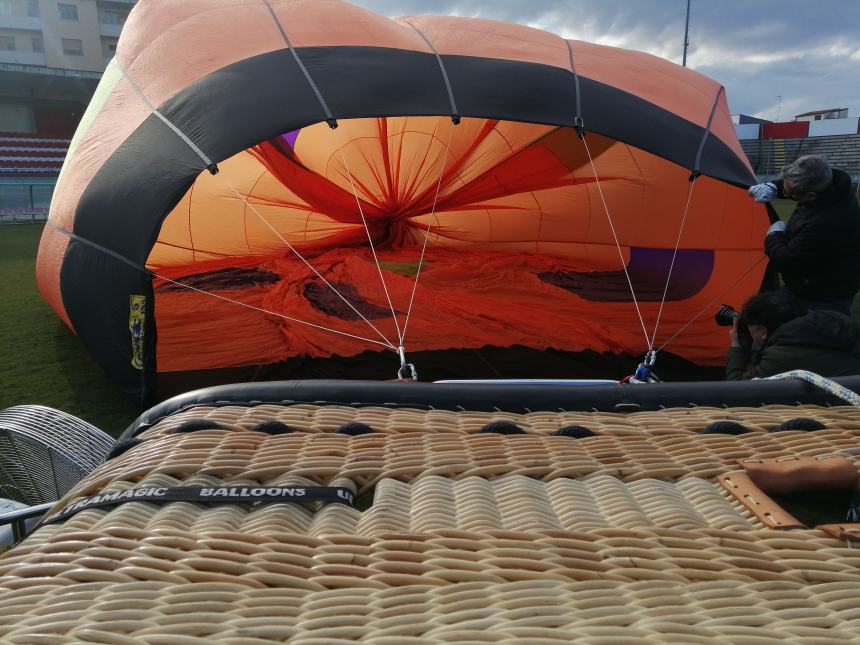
[{"xmin": 682, "ymin": 0, "xmax": 691, "ymax": 67}]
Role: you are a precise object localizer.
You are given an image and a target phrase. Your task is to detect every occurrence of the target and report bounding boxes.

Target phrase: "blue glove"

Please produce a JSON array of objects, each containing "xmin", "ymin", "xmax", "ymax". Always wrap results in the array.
[
  {"xmin": 748, "ymin": 182, "xmax": 778, "ymax": 203},
  {"xmin": 766, "ymin": 220, "xmax": 787, "ymax": 236}
]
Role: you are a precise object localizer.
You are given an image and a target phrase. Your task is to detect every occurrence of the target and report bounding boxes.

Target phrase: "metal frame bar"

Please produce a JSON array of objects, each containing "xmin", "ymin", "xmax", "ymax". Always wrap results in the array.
[{"xmin": 0, "ymin": 502, "xmax": 53, "ymax": 546}]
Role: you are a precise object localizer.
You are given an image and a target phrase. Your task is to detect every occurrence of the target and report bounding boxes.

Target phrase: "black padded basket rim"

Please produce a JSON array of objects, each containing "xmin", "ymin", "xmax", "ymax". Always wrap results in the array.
[{"xmin": 121, "ymin": 376, "xmax": 860, "ymax": 441}]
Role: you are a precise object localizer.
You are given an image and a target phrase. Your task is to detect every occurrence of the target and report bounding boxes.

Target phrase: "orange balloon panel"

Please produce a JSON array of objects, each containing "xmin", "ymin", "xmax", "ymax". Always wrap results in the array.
[
  {"xmin": 35, "ymin": 1, "xmax": 763, "ymax": 403},
  {"xmin": 151, "ymin": 117, "xmax": 766, "ymax": 373}
]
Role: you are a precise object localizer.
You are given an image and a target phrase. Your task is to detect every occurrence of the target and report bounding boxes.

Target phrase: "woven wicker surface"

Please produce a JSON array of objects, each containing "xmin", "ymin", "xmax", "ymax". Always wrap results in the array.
[
  {"xmin": 3, "ymin": 578, "xmax": 860, "ymax": 644},
  {"xmin": 6, "ymin": 514, "xmax": 860, "ymax": 586},
  {"xmin": 3, "ymin": 403, "xmax": 860, "ymax": 643},
  {"xmin": 136, "ymin": 403, "xmax": 860, "ymax": 438},
  {"xmin": 69, "ymin": 429, "xmax": 860, "ymax": 496}
]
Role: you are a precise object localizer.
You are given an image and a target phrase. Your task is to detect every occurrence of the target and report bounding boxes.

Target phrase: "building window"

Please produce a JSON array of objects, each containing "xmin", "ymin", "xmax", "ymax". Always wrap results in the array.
[
  {"xmin": 0, "ymin": 36, "xmax": 15, "ymax": 51},
  {"xmin": 58, "ymin": 3, "xmax": 78, "ymax": 20},
  {"xmin": 27, "ymin": 0, "xmax": 39, "ymax": 17},
  {"xmin": 32, "ymin": 37, "xmax": 42, "ymax": 52},
  {"xmin": 62, "ymin": 37, "xmax": 83, "ymax": 55},
  {"xmin": 0, "ymin": 0, "xmax": 12, "ymax": 16},
  {"xmin": 99, "ymin": 9, "xmax": 126, "ymax": 25}
]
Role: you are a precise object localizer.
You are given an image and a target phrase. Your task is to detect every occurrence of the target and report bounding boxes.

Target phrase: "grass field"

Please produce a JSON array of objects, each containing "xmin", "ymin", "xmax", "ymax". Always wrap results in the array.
[
  {"xmin": 0, "ymin": 224, "xmax": 138, "ymax": 437},
  {"xmin": 770, "ymin": 198, "xmax": 796, "ymax": 221}
]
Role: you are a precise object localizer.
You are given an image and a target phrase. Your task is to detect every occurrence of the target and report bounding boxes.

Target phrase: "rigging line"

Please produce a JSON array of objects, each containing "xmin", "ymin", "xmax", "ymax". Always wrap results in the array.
[
  {"xmin": 647, "ymin": 84, "xmax": 722, "ymax": 348},
  {"xmin": 114, "ymin": 48, "xmax": 395, "ymax": 349},
  {"xmin": 656, "ymin": 254, "xmax": 767, "ymax": 352},
  {"xmin": 114, "ymin": 60, "xmax": 216, "ymax": 173},
  {"xmin": 401, "ymin": 118, "xmax": 456, "ymax": 345},
  {"xmin": 155, "ymin": 274, "xmax": 396, "ymax": 350},
  {"xmin": 46, "ymin": 219, "xmax": 152, "ymax": 275},
  {"xmin": 403, "ymin": 20, "xmax": 460, "ymax": 122},
  {"xmin": 648, "ymin": 178, "xmax": 698, "ymax": 348},
  {"xmin": 581, "ymin": 135, "xmax": 651, "ymax": 349},
  {"xmin": 330, "ymin": 126, "xmax": 404, "ymax": 345},
  {"xmin": 694, "ymin": 86, "xmax": 725, "ymax": 174},
  {"xmin": 260, "ymin": 0, "xmax": 337, "ymax": 127},
  {"xmin": 217, "ymin": 173, "xmax": 396, "ymax": 348},
  {"xmin": 46, "ymin": 220, "xmax": 395, "ymax": 350},
  {"xmin": 564, "ymin": 39, "xmax": 582, "ymax": 125}
]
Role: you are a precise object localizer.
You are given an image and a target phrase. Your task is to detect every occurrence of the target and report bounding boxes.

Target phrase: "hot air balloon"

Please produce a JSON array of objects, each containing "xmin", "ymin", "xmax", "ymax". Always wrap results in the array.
[{"xmin": 36, "ymin": 0, "xmax": 767, "ymax": 404}]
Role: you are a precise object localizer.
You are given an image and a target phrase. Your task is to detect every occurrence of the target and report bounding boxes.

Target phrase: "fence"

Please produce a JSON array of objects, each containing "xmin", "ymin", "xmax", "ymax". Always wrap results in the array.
[
  {"xmin": 0, "ymin": 208, "xmax": 49, "ymax": 224},
  {"xmin": 741, "ymin": 134, "xmax": 860, "ymax": 176}
]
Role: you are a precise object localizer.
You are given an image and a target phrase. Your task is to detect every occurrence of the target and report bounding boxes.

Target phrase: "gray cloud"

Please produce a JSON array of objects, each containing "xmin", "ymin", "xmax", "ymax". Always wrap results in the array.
[{"xmin": 353, "ymin": 0, "xmax": 860, "ymax": 119}]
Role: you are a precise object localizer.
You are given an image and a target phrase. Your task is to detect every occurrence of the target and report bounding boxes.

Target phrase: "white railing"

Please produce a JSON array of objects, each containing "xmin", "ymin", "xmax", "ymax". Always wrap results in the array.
[
  {"xmin": 0, "ymin": 50, "xmax": 46, "ymax": 66},
  {"xmin": 0, "ymin": 208, "xmax": 49, "ymax": 224},
  {"xmin": 99, "ymin": 22, "xmax": 122, "ymax": 37},
  {"xmin": 0, "ymin": 15, "xmax": 41, "ymax": 31}
]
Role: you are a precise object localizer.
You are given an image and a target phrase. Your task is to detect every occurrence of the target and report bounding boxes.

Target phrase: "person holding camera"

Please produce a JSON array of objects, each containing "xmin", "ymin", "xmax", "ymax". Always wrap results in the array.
[
  {"xmin": 748, "ymin": 155, "xmax": 860, "ymax": 315},
  {"xmin": 723, "ymin": 290, "xmax": 860, "ymax": 380}
]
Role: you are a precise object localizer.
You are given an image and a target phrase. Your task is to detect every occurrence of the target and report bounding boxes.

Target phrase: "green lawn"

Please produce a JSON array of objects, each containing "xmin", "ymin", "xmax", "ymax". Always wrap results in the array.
[
  {"xmin": 770, "ymin": 198, "xmax": 797, "ymax": 222},
  {"xmin": 0, "ymin": 224, "xmax": 138, "ymax": 437}
]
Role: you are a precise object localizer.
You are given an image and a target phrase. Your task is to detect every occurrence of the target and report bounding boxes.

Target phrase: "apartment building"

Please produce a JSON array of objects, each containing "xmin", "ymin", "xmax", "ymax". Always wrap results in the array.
[{"xmin": 0, "ymin": 0, "xmax": 135, "ymax": 217}]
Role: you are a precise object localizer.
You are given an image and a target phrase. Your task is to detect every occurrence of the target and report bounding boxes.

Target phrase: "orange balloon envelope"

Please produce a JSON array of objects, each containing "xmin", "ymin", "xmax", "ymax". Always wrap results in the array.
[{"xmin": 36, "ymin": 0, "xmax": 768, "ymax": 403}]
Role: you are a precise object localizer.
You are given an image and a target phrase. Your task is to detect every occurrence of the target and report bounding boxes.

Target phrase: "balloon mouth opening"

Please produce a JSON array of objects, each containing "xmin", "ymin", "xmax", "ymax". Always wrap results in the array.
[{"xmin": 145, "ymin": 115, "xmax": 762, "ymax": 374}]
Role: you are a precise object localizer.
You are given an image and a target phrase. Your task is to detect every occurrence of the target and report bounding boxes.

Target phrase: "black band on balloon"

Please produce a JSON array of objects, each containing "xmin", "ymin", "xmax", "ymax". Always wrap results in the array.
[
  {"xmin": 405, "ymin": 20, "xmax": 460, "ymax": 124},
  {"xmin": 260, "ymin": 0, "xmax": 338, "ymax": 128},
  {"xmin": 47, "ymin": 220, "xmax": 154, "ymax": 278},
  {"xmin": 693, "ymin": 85, "xmax": 724, "ymax": 174},
  {"xmin": 566, "ymin": 40, "xmax": 583, "ymax": 134}
]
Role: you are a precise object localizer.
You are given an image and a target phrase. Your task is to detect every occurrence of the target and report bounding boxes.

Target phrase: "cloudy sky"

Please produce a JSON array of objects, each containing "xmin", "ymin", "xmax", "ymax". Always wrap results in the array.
[{"xmin": 353, "ymin": 0, "xmax": 860, "ymax": 121}]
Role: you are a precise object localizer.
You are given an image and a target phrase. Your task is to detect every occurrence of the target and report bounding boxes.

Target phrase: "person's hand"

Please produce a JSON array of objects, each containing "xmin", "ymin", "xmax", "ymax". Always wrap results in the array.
[
  {"xmin": 748, "ymin": 182, "xmax": 778, "ymax": 203},
  {"xmin": 766, "ymin": 220, "xmax": 787, "ymax": 236},
  {"xmin": 730, "ymin": 317, "xmax": 741, "ymax": 348}
]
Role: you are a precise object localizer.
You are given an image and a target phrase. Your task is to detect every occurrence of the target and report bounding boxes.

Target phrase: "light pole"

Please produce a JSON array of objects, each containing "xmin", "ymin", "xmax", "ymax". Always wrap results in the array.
[{"xmin": 682, "ymin": 0, "xmax": 691, "ymax": 67}]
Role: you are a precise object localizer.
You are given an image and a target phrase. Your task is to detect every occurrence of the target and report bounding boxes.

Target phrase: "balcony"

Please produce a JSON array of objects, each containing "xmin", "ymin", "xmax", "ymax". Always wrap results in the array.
[
  {"xmin": 0, "ymin": 15, "xmax": 41, "ymax": 31},
  {"xmin": 99, "ymin": 22, "xmax": 123, "ymax": 37},
  {"xmin": 0, "ymin": 50, "xmax": 45, "ymax": 66}
]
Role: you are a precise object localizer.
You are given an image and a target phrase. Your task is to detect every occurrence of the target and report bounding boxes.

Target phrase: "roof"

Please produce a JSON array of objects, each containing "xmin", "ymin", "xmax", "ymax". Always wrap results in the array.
[{"xmin": 795, "ymin": 108, "xmax": 847, "ymax": 117}]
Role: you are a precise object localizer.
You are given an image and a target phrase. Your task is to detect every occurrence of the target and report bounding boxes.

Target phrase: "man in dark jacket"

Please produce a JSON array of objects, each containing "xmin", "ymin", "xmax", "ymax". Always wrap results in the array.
[
  {"xmin": 748, "ymin": 155, "xmax": 860, "ymax": 315},
  {"xmin": 726, "ymin": 290, "xmax": 860, "ymax": 379}
]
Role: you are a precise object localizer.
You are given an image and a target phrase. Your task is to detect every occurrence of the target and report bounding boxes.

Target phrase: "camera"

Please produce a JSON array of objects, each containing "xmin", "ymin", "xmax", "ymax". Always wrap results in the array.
[
  {"xmin": 716, "ymin": 304, "xmax": 753, "ymax": 352},
  {"xmin": 714, "ymin": 304, "xmax": 740, "ymax": 327}
]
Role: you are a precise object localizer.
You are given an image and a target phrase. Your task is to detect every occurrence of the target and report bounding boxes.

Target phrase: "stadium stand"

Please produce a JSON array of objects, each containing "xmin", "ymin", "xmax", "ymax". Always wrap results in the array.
[
  {"xmin": 742, "ymin": 134, "xmax": 860, "ymax": 176},
  {"xmin": 0, "ymin": 132, "xmax": 68, "ymax": 223}
]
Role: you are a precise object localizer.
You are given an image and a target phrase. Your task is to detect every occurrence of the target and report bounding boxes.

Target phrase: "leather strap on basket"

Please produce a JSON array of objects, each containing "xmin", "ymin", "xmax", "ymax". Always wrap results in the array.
[{"xmin": 718, "ymin": 471, "xmax": 804, "ymax": 529}]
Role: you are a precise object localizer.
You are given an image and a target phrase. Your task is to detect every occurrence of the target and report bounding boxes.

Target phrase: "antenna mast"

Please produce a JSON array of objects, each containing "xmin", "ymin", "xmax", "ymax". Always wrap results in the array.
[{"xmin": 682, "ymin": 0, "xmax": 691, "ymax": 66}]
